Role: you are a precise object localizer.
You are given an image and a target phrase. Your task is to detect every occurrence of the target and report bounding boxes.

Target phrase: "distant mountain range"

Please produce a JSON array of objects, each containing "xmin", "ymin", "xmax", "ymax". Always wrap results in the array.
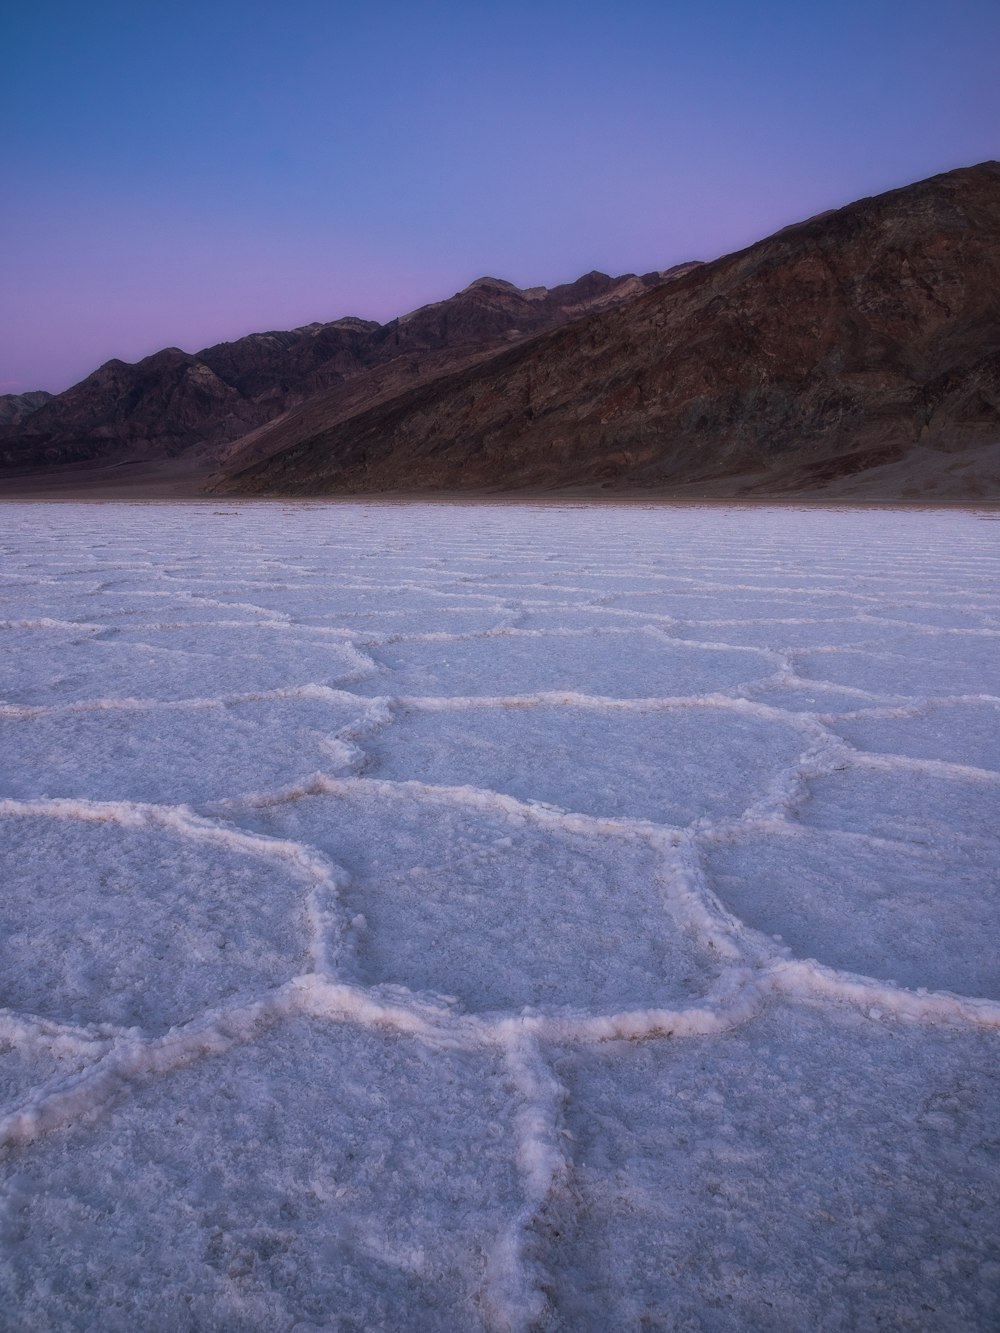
[
  {"xmin": 0, "ymin": 270, "xmax": 680, "ymax": 473},
  {"xmin": 0, "ymin": 391, "xmax": 53, "ymax": 427},
  {"xmin": 3, "ymin": 162, "xmax": 999, "ymax": 500}
]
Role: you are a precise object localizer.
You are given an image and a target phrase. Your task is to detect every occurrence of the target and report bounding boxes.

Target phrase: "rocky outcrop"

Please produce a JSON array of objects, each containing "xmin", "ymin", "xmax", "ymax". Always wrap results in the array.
[
  {"xmin": 0, "ymin": 272, "xmax": 676, "ymax": 472},
  {"xmin": 0, "ymin": 350, "xmax": 251, "ymax": 468},
  {"xmin": 0, "ymin": 391, "xmax": 52, "ymax": 427},
  {"xmin": 220, "ymin": 163, "xmax": 1000, "ymax": 499}
]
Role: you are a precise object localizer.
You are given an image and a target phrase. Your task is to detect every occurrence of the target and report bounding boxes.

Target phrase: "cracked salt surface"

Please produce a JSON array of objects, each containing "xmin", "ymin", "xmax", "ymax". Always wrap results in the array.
[
  {"xmin": 0, "ymin": 502, "xmax": 998, "ymax": 1331},
  {"xmin": 547, "ymin": 1006, "xmax": 1000, "ymax": 1330},
  {"xmin": 364, "ymin": 703, "xmax": 807, "ymax": 826},
  {"xmin": 354, "ymin": 628, "xmax": 774, "ymax": 701},
  {"xmin": 0, "ymin": 693, "xmax": 372, "ymax": 804},
  {"xmin": 0, "ymin": 811, "xmax": 310, "ymax": 1030},
  {"xmin": 231, "ymin": 778, "xmax": 713, "ymax": 1013}
]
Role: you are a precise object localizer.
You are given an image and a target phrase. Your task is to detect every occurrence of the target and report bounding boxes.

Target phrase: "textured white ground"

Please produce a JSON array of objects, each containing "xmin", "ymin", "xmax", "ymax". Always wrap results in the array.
[{"xmin": 1, "ymin": 501, "xmax": 998, "ymax": 1332}]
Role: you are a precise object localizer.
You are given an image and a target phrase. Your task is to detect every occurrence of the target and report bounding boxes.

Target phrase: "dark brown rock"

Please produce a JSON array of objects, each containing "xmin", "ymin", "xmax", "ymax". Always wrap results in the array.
[
  {"xmin": 0, "ymin": 272, "xmax": 674, "ymax": 473},
  {"xmin": 219, "ymin": 163, "xmax": 1000, "ymax": 500}
]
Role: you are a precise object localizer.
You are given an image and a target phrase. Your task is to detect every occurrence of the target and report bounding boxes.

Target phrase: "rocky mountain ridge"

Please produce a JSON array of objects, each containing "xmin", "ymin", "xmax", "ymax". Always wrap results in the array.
[
  {"xmin": 4, "ymin": 163, "xmax": 999, "ymax": 501},
  {"xmin": 217, "ymin": 162, "xmax": 1000, "ymax": 500},
  {"xmin": 0, "ymin": 270, "xmax": 675, "ymax": 472}
]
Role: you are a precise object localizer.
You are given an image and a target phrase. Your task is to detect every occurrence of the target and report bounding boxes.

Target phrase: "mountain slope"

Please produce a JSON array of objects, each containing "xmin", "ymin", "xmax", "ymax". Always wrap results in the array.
[
  {"xmin": 0, "ymin": 391, "xmax": 53, "ymax": 427},
  {"xmin": 0, "ymin": 271, "xmax": 673, "ymax": 473},
  {"xmin": 219, "ymin": 163, "xmax": 1000, "ymax": 500}
]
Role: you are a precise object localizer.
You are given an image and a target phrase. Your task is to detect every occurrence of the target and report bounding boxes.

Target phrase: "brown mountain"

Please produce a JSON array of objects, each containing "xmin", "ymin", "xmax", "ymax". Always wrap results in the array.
[
  {"xmin": 219, "ymin": 162, "xmax": 1000, "ymax": 501},
  {"xmin": 0, "ymin": 271, "xmax": 673, "ymax": 474},
  {"xmin": 215, "ymin": 267, "xmax": 703, "ymax": 478}
]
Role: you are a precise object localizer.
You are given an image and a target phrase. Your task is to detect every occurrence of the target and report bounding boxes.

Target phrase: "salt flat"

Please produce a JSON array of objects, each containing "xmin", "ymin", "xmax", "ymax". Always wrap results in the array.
[{"xmin": 0, "ymin": 501, "xmax": 998, "ymax": 1331}]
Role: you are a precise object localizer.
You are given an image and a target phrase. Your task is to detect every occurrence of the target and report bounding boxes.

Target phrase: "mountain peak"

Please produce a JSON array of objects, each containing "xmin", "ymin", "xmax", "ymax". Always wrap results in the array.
[{"xmin": 462, "ymin": 276, "xmax": 523, "ymax": 295}]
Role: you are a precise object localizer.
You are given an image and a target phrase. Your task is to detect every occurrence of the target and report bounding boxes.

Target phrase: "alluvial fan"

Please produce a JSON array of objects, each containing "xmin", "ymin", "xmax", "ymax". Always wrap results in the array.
[{"xmin": 1, "ymin": 500, "xmax": 998, "ymax": 1331}]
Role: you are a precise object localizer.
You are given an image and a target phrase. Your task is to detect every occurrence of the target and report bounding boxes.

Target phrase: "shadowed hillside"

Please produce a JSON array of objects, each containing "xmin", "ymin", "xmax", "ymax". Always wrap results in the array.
[
  {"xmin": 0, "ymin": 272, "xmax": 673, "ymax": 473},
  {"xmin": 218, "ymin": 163, "xmax": 1000, "ymax": 501}
]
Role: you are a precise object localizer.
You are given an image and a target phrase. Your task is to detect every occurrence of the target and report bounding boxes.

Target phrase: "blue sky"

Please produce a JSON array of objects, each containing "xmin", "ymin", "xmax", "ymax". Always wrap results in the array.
[{"xmin": 3, "ymin": 0, "xmax": 998, "ymax": 392}]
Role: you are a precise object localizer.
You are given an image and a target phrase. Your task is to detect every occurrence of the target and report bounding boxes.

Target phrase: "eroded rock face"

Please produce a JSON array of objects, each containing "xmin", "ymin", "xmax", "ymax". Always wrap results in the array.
[
  {"xmin": 0, "ymin": 391, "xmax": 52, "ymax": 427},
  {"xmin": 0, "ymin": 349, "xmax": 253, "ymax": 468},
  {"xmin": 0, "ymin": 272, "xmax": 673, "ymax": 471},
  {"xmin": 220, "ymin": 162, "xmax": 1000, "ymax": 499}
]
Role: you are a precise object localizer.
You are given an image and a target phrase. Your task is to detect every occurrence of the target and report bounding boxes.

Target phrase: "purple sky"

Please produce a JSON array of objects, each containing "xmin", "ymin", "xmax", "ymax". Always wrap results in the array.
[{"xmin": 3, "ymin": 0, "xmax": 998, "ymax": 395}]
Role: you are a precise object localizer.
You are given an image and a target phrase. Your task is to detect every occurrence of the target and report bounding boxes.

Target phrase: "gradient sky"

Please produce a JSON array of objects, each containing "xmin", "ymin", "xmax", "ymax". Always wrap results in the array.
[{"xmin": 3, "ymin": 0, "xmax": 998, "ymax": 394}]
